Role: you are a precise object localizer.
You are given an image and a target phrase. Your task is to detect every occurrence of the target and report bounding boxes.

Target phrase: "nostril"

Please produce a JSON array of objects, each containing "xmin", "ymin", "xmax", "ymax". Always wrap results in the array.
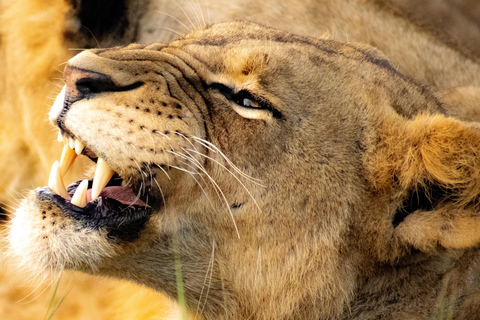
[
  {"xmin": 75, "ymin": 76, "xmax": 144, "ymax": 95},
  {"xmin": 64, "ymin": 66, "xmax": 114, "ymax": 102},
  {"xmin": 64, "ymin": 65, "xmax": 144, "ymax": 103},
  {"xmin": 75, "ymin": 76, "xmax": 118, "ymax": 95}
]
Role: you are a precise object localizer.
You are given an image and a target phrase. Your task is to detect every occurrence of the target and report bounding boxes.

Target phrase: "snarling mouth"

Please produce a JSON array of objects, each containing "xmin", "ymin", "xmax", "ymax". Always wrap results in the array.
[{"xmin": 43, "ymin": 129, "xmax": 153, "ymax": 239}]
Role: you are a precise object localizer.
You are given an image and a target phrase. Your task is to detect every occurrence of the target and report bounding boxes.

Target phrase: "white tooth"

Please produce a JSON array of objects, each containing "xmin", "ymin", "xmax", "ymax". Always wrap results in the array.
[
  {"xmin": 74, "ymin": 139, "xmax": 85, "ymax": 155},
  {"xmin": 57, "ymin": 131, "xmax": 63, "ymax": 143},
  {"xmin": 69, "ymin": 137, "xmax": 75, "ymax": 150},
  {"xmin": 70, "ymin": 179, "xmax": 89, "ymax": 208},
  {"xmin": 48, "ymin": 160, "xmax": 70, "ymax": 199},
  {"xmin": 59, "ymin": 144, "xmax": 78, "ymax": 176},
  {"xmin": 91, "ymin": 158, "xmax": 115, "ymax": 200}
]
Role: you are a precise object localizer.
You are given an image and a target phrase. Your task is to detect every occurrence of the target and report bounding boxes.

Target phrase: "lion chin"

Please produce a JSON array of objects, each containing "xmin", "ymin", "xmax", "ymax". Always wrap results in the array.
[{"xmin": 8, "ymin": 20, "xmax": 480, "ymax": 320}]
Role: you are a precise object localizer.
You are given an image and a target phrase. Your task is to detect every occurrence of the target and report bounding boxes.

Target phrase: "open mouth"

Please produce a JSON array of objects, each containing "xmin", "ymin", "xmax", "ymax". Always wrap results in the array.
[
  {"xmin": 42, "ymin": 129, "xmax": 154, "ymax": 240},
  {"xmin": 50, "ymin": 130, "xmax": 147, "ymax": 206}
]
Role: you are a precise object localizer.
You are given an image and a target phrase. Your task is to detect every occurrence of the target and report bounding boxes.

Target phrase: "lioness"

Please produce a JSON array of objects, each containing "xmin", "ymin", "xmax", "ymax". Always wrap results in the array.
[
  {"xmin": 3, "ymin": 0, "xmax": 480, "ymax": 216},
  {"xmin": 8, "ymin": 19, "xmax": 480, "ymax": 319}
]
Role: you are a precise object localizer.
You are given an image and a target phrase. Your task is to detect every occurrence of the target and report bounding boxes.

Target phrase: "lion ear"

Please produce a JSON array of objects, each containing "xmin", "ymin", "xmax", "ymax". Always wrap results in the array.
[{"xmin": 372, "ymin": 114, "xmax": 480, "ymax": 251}]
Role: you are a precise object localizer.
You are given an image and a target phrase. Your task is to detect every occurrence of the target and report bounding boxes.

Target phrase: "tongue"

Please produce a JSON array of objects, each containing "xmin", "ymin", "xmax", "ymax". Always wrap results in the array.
[{"xmin": 87, "ymin": 186, "xmax": 146, "ymax": 206}]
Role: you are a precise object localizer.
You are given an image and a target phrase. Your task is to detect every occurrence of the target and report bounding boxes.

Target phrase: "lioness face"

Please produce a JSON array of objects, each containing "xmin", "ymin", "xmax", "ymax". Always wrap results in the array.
[{"xmin": 10, "ymin": 21, "xmax": 480, "ymax": 319}]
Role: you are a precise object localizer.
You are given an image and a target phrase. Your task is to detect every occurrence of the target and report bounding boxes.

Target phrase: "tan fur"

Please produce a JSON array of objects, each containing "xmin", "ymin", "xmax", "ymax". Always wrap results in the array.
[
  {"xmin": 372, "ymin": 114, "xmax": 480, "ymax": 250},
  {"xmin": 3, "ymin": 1, "xmax": 480, "ymax": 319},
  {"xmin": 7, "ymin": 19, "xmax": 480, "ymax": 319},
  {"xmin": 0, "ymin": 1, "xmax": 176, "ymax": 319}
]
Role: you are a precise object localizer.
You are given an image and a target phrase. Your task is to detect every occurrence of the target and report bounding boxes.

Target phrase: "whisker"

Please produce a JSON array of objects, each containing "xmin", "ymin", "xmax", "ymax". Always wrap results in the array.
[
  {"xmin": 146, "ymin": 165, "xmax": 156, "ymax": 205},
  {"xmin": 81, "ymin": 26, "xmax": 101, "ymax": 49},
  {"xmin": 178, "ymin": 153, "xmax": 240, "ymax": 238},
  {"xmin": 205, "ymin": 0, "xmax": 210, "ymax": 25},
  {"xmin": 184, "ymin": 148, "xmax": 262, "ymax": 212},
  {"xmin": 156, "ymin": 164, "xmax": 172, "ymax": 180},
  {"xmin": 192, "ymin": 137, "xmax": 264, "ymax": 186},
  {"xmin": 152, "ymin": 177, "xmax": 167, "ymax": 211},
  {"xmin": 177, "ymin": 150, "xmax": 230, "ymax": 209},
  {"xmin": 255, "ymin": 246, "xmax": 262, "ymax": 287},
  {"xmin": 167, "ymin": 152, "xmax": 229, "ymax": 245},
  {"xmin": 169, "ymin": 164, "xmax": 200, "ymax": 176},
  {"xmin": 170, "ymin": 151, "xmax": 226, "ymax": 203},
  {"xmin": 66, "ymin": 48, "xmax": 89, "ymax": 51},
  {"xmin": 175, "ymin": 132, "xmax": 199, "ymax": 152},
  {"xmin": 169, "ymin": 162, "xmax": 218, "ymax": 215},
  {"xmin": 156, "ymin": 10, "xmax": 191, "ymax": 32},
  {"xmin": 13, "ymin": 272, "xmax": 62, "ymax": 305},
  {"xmin": 170, "ymin": 153, "xmax": 224, "ymax": 205},
  {"xmin": 132, "ymin": 160, "xmax": 147, "ymax": 204},
  {"xmin": 2, "ymin": 190, "xmax": 27, "ymax": 213},
  {"xmin": 172, "ymin": 0, "xmax": 196, "ymax": 30},
  {"xmin": 140, "ymin": 127, "xmax": 170, "ymax": 181},
  {"xmin": 160, "ymin": 27, "xmax": 186, "ymax": 39},
  {"xmin": 169, "ymin": 151, "xmax": 239, "ymax": 237},
  {"xmin": 196, "ymin": 240, "xmax": 215, "ymax": 316},
  {"xmin": 193, "ymin": 0, "xmax": 206, "ymax": 27},
  {"xmin": 182, "ymin": 0, "xmax": 202, "ymax": 29}
]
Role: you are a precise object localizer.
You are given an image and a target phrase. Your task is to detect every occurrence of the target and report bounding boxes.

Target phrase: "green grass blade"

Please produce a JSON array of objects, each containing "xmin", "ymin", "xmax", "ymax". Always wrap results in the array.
[
  {"xmin": 42, "ymin": 277, "xmax": 71, "ymax": 320},
  {"xmin": 43, "ymin": 278, "xmax": 61, "ymax": 320}
]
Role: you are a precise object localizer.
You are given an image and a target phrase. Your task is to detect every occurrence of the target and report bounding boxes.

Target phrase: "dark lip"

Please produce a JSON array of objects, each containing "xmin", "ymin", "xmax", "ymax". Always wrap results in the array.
[{"xmin": 37, "ymin": 185, "xmax": 154, "ymax": 242}]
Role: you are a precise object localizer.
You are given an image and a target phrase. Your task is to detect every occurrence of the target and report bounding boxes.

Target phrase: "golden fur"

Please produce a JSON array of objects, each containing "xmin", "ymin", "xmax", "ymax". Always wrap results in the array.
[
  {"xmin": 3, "ymin": 0, "xmax": 480, "ymax": 319},
  {"xmin": 8, "ymin": 17, "xmax": 480, "ymax": 320}
]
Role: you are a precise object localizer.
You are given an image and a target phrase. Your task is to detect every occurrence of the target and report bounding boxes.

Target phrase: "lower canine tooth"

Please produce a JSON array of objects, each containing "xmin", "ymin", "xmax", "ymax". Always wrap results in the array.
[
  {"xmin": 48, "ymin": 160, "xmax": 70, "ymax": 199},
  {"xmin": 59, "ymin": 144, "xmax": 77, "ymax": 176},
  {"xmin": 71, "ymin": 179, "xmax": 88, "ymax": 208},
  {"xmin": 91, "ymin": 158, "xmax": 115, "ymax": 200}
]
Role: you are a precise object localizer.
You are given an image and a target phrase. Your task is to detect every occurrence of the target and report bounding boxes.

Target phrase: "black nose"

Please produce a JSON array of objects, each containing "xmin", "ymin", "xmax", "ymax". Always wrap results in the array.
[
  {"xmin": 63, "ymin": 65, "xmax": 143, "ymax": 105},
  {"xmin": 63, "ymin": 65, "xmax": 116, "ymax": 104},
  {"xmin": 54, "ymin": 64, "xmax": 143, "ymax": 131}
]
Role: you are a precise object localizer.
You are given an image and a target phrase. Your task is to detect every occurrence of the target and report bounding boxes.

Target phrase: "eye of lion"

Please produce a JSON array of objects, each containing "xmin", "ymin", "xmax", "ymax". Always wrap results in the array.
[
  {"xmin": 233, "ymin": 90, "xmax": 259, "ymax": 109},
  {"xmin": 240, "ymin": 98, "xmax": 255, "ymax": 108},
  {"xmin": 210, "ymin": 82, "xmax": 282, "ymax": 121}
]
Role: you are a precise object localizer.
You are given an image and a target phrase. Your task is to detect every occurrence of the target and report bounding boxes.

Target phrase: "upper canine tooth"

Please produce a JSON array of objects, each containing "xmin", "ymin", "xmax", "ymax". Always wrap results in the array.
[
  {"xmin": 70, "ymin": 179, "xmax": 89, "ymax": 208},
  {"xmin": 57, "ymin": 131, "xmax": 63, "ymax": 143},
  {"xmin": 91, "ymin": 158, "xmax": 115, "ymax": 200},
  {"xmin": 59, "ymin": 144, "xmax": 78, "ymax": 176},
  {"xmin": 69, "ymin": 137, "xmax": 75, "ymax": 150},
  {"xmin": 74, "ymin": 139, "xmax": 85, "ymax": 155},
  {"xmin": 48, "ymin": 160, "xmax": 70, "ymax": 199}
]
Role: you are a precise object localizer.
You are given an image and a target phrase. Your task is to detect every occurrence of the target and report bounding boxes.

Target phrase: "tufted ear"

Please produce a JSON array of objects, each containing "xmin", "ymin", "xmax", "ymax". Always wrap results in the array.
[{"xmin": 371, "ymin": 113, "xmax": 480, "ymax": 251}]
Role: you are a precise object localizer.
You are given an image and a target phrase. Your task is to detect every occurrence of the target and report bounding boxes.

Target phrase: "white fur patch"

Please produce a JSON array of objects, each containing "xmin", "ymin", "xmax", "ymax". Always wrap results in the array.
[{"xmin": 8, "ymin": 193, "xmax": 115, "ymax": 278}]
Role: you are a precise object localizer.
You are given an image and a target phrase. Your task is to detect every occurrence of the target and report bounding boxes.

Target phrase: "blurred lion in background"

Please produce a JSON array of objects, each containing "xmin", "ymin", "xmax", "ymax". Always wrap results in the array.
[{"xmin": 1, "ymin": 0, "xmax": 480, "ymax": 319}]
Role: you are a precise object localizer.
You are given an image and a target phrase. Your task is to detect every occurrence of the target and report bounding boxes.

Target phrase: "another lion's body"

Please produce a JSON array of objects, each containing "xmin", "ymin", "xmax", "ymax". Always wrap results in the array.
[{"xmin": 4, "ymin": 1, "xmax": 480, "ymax": 320}]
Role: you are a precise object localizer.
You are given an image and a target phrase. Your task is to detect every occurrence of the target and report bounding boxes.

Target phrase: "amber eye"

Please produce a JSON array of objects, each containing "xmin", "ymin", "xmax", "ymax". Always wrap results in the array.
[
  {"xmin": 241, "ymin": 98, "xmax": 255, "ymax": 108},
  {"xmin": 234, "ymin": 92, "xmax": 259, "ymax": 109},
  {"xmin": 209, "ymin": 82, "xmax": 281, "ymax": 121}
]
